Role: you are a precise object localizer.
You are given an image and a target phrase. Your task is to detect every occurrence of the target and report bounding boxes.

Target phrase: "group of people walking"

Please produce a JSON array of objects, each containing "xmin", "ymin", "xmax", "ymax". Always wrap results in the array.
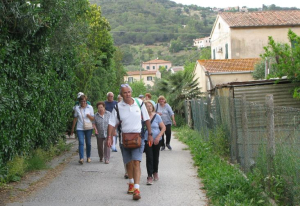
[{"xmin": 70, "ymin": 84, "xmax": 176, "ymax": 201}]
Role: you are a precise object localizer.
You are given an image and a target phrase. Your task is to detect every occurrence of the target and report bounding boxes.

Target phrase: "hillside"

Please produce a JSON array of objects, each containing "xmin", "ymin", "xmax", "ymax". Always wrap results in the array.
[
  {"xmin": 89, "ymin": 0, "xmax": 216, "ymax": 69},
  {"xmin": 90, "ymin": 0, "xmax": 216, "ymax": 46}
]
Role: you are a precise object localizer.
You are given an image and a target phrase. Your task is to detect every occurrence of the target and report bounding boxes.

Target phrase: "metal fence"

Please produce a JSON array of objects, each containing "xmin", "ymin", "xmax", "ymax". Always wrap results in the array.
[{"xmin": 185, "ymin": 95, "xmax": 300, "ymax": 203}]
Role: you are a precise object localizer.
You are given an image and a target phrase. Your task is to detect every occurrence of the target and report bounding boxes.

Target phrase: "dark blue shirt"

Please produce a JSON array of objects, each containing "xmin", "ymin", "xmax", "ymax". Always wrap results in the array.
[{"xmin": 105, "ymin": 100, "xmax": 117, "ymax": 112}]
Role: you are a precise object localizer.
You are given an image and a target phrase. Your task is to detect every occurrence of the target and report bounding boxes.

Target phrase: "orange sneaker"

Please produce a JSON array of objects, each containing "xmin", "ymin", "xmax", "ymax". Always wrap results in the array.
[
  {"xmin": 133, "ymin": 188, "xmax": 141, "ymax": 200},
  {"xmin": 127, "ymin": 183, "xmax": 134, "ymax": 194}
]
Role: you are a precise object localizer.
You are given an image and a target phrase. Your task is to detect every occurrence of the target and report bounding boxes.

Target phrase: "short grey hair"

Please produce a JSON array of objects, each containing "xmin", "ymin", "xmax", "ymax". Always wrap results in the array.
[
  {"xmin": 107, "ymin": 92, "xmax": 114, "ymax": 97},
  {"xmin": 119, "ymin": 84, "xmax": 132, "ymax": 95}
]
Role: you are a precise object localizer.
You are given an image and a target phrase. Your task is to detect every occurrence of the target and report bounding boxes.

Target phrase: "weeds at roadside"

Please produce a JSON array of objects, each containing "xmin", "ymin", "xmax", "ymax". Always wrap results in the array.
[
  {"xmin": 0, "ymin": 138, "xmax": 71, "ymax": 185},
  {"xmin": 176, "ymin": 126, "xmax": 269, "ymax": 205}
]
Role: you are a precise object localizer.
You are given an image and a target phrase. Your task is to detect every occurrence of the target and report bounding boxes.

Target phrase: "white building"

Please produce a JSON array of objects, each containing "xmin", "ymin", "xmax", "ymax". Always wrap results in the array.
[{"xmin": 193, "ymin": 37, "xmax": 211, "ymax": 49}]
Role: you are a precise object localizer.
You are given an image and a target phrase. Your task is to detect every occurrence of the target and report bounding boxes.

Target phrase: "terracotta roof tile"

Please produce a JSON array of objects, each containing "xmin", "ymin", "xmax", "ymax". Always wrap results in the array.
[
  {"xmin": 197, "ymin": 58, "xmax": 261, "ymax": 73},
  {"xmin": 126, "ymin": 71, "xmax": 157, "ymax": 76},
  {"xmin": 219, "ymin": 10, "xmax": 300, "ymax": 27},
  {"xmin": 143, "ymin": 59, "xmax": 171, "ymax": 64}
]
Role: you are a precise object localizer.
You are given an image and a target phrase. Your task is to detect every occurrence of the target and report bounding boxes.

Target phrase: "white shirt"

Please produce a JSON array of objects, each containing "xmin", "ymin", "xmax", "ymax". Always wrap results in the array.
[
  {"xmin": 74, "ymin": 105, "xmax": 94, "ymax": 130},
  {"xmin": 109, "ymin": 98, "xmax": 150, "ymax": 133}
]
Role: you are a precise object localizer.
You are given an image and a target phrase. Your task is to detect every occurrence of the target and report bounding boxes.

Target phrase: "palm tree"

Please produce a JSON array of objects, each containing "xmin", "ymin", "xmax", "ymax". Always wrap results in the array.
[{"xmin": 157, "ymin": 69, "xmax": 202, "ymax": 117}]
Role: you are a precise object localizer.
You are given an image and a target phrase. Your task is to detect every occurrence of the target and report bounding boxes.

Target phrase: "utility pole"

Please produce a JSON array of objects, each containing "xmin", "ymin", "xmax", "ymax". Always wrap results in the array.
[{"xmin": 265, "ymin": 57, "xmax": 269, "ymax": 79}]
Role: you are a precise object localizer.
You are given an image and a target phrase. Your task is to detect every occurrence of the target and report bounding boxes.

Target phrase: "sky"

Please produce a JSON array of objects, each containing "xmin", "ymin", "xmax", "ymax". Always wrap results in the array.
[{"xmin": 171, "ymin": 0, "xmax": 300, "ymax": 9}]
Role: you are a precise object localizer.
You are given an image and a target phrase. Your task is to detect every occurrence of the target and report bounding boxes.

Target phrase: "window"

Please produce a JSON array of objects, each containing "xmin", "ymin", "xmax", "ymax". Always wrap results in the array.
[
  {"xmin": 165, "ymin": 65, "xmax": 168, "ymax": 69},
  {"xmin": 128, "ymin": 77, "xmax": 133, "ymax": 83},
  {"xmin": 225, "ymin": 43, "xmax": 228, "ymax": 59},
  {"xmin": 147, "ymin": 76, "xmax": 152, "ymax": 81},
  {"xmin": 146, "ymin": 66, "xmax": 150, "ymax": 70},
  {"xmin": 153, "ymin": 66, "xmax": 155, "ymax": 70}
]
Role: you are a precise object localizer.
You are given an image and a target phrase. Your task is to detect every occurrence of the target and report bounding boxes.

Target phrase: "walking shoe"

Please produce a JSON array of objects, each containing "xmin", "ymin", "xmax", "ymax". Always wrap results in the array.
[
  {"xmin": 161, "ymin": 145, "xmax": 165, "ymax": 151},
  {"xmin": 78, "ymin": 159, "xmax": 84, "ymax": 164},
  {"xmin": 100, "ymin": 158, "xmax": 103, "ymax": 162},
  {"xmin": 147, "ymin": 176, "xmax": 153, "ymax": 185},
  {"xmin": 133, "ymin": 188, "xmax": 141, "ymax": 200},
  {"xmin": 166, "ymin": 144, "xmax": 172, "ymax": 150},
  {"xmin": 112, "ymin": 149, "xmax": 118, "ymax": 152},
  {"xmin": 153, "ymin": 172, "xmax": 159, "ymax": 181},
  {"xmin": 124, "ymin": 173, "xmax": 129, "ymax": 179},
  {"xmin": 127, "ymin": 183, "xmax": 134, "ymax": 194},
  {"xmin": 87, "ymin": 158, "xmax": 91, "ymax": 163}
]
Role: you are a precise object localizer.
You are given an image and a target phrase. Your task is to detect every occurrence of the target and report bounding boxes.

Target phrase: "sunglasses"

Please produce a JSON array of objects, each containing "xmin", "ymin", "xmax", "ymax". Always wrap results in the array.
[{"xmin": 120, "ymin": 84, "xmax": 129, "ymax": 87}]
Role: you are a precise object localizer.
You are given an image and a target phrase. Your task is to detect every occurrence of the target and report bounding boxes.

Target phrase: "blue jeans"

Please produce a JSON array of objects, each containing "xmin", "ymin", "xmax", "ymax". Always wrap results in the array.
[{"xmin": 77, "ymin": 129, "xmax": 93, "ymax": 159}]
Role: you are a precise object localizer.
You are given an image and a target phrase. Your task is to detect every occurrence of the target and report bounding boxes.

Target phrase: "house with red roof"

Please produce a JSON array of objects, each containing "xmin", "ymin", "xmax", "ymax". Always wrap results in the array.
[
  {"xmin": 194, "ymin": 58, "xmax": 261, "ymax": 94},
  {"xmin": 124, "ymin": 70, "xmax": 161, "ymax": 87},
  {"xmin": 210, "ymin": 10, "xmax": 300, "ymax": 59},
  {"xmin": 142, "ymin": 59, "xmax": 172, "ymax": 71}
]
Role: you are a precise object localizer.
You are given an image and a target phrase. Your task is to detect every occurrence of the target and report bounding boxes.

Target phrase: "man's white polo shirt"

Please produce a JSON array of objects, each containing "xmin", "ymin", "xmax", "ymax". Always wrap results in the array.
[{"xmin": 109, "ymin": 98, "xmax": 150, "ymax": 133}]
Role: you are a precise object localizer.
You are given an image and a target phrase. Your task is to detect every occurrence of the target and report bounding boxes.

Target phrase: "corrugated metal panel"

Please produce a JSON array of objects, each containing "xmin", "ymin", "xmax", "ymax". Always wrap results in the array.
[{"xmin": 234, "ymin": 83, "xmax": 300, "ymax": 108}]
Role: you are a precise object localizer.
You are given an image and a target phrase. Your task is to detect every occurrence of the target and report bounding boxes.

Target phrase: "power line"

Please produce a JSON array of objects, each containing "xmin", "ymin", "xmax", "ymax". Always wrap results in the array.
[{"xmin": 110, "ymin": 31, "xmax": 211, "ymax": 35}]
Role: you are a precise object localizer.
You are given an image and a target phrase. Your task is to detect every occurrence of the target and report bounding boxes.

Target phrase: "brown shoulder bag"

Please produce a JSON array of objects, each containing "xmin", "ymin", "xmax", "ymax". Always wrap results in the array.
[{"xmin": 122, "ymin": 133, "xmax": 141, "ymax": 149}]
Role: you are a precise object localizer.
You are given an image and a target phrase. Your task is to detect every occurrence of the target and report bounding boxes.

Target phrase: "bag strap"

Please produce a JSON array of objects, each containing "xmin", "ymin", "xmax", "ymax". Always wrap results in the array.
[
  {"xmin": 151, "ymin": 114, "xmax": 156, "ymax": 124},
  {"xmin": 134, "ymin": 98, "xmax": 144, "ymax": 120},
  {"xmin": 144, "ymin": 114, "xmax": 156, "ymax": 135},
  {"xmin": 114, "ymin": 103, "xmax": 122, "ymax": 140},
  {"xmin": 80, "ymin": 108, "xmax": 85, "ymax": 124},
  {"xmin": 156, "ymin": 103, "xmax": 158, "ymax": 112},
  {"xmin": 114, "ymin": 103, "xmax": 120, "ymax": 123},
  {"xmin": 134, "ymin": 98, "xmax": 144, "ymax": 110}
]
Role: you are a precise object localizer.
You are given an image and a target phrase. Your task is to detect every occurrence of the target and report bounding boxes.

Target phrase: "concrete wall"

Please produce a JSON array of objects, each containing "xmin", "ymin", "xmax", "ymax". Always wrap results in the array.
[
  {"xmin": 210, "ymin": 73, "xmax": 254, "ymax": 88},
  {"xmin": 231, "ymin": 27, "xmax": 300, "ymax": 59}
]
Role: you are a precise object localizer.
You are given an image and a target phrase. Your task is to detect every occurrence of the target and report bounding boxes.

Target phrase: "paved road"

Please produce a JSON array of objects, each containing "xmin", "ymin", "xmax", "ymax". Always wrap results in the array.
[{"xmin": 7, "ymin": 134, "xmax": 208, "ymax": 206}]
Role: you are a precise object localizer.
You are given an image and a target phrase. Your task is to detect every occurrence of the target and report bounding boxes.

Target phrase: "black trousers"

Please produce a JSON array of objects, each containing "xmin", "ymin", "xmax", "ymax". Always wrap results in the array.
[
  {"xmin": 161, "ymin": 124, "xmax": 171, "ymax": 147},
  {"xmin": 144, "ymin": 140, "xmax": 161, "ymax": 177}
]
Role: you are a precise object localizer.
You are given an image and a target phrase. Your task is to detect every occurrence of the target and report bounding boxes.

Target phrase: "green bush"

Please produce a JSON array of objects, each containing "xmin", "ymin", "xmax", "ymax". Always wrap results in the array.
[
  {"xmin": 7, "ymin": 156, "xmax": 27, "ymax": 182},
  {"xmin": 56, "ymin": 138, "xmax": 72, "ymax": 155},
  {"xmin": 175, "ymin": 114, "xmax": 186, "ymax": 127},
  {"xmin": 26, "ymin": 149, "xmax": 49, "ymax": 172},
  {"xmin": 0, "ymin": 0, "xmax": 81, "ymax": 165}
]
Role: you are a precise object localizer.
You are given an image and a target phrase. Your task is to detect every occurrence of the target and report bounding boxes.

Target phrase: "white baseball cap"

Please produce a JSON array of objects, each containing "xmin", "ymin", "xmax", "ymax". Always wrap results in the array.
[{"xmin": 77, "ymin": 92, "xmax": 84, "ymax": 99}]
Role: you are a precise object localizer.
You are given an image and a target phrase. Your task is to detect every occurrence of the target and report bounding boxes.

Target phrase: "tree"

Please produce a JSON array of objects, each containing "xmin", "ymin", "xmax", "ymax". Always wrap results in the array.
[
  {"xmin": 199, "ymin": 47, "xmax": 211, "ymax": 59},
  {"xmin": 129, "ymin": 81, "xmax": 147, "ymax": 97},
  {"xmin": 261, "ymin": 29, "xmax": 300, "ymax": 98},
  {"xmin": 76, "ymin": 4, "xmax": 115, "ymax": 103},
  {"xmin": 252, "ymin": 60, "xmax": 265, "ymax": 80},
  {"xmin": 153, "ymin": 63, "xmax": 202, "ymax": 117},
  {"xmin": 169, "ymin": 39, "xmax": 184, "ymax": 53}
]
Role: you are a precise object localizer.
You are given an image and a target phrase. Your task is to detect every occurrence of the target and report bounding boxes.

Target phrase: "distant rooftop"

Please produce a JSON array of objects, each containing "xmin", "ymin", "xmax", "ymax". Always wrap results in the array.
[
  {"xmin": 219, "ymin": 10, "xmax": 300, "ymax": 27},
  {"xmin": 126, "ymin": 71, "xmax": 157, "ymax": 76},
  {"xmin": 143, "ymin": 59, "xmax": 171, "ymax": 64}
]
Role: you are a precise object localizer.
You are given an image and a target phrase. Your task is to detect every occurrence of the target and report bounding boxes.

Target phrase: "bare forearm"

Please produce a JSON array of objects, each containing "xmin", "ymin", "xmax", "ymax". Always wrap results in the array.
[{"xmin": 107, "ymin": 124, "xmax": 114, "ymax": 137}]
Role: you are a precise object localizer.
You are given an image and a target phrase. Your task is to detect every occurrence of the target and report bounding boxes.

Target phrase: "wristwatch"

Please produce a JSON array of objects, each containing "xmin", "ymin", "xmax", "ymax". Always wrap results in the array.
[{"xmin": 148, "ymin": 133, "xmax": 153, "ymax": 136}]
